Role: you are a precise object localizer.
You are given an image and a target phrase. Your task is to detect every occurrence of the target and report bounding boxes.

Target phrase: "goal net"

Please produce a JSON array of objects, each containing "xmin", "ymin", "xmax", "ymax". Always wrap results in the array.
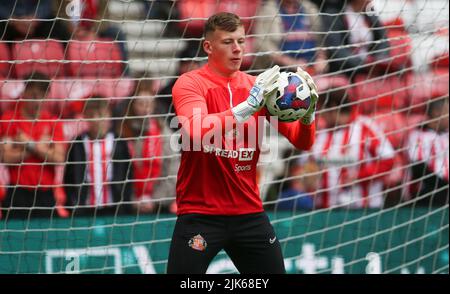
[{"xmin": 0, "ymin": 0, "xmax": 448, "ymax": 274}]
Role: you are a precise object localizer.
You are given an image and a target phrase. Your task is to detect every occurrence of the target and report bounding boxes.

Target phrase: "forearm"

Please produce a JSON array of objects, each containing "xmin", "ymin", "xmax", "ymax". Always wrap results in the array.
[
  {"xmin": 1, "ymin": 144, "xmax": 26, "ymax": 163},
  {"xmin": 33, "ymin": 144, "xmax": 66, "ymax": 163},
  {"xmin": 277, "ymin": 120, "xmax": 316, "ymax": 150}
]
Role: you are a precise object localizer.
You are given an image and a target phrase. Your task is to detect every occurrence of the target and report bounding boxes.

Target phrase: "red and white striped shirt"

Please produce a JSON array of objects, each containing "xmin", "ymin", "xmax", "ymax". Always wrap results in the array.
[
  {"xmin": 83, "ymin": 133, "xmax": 115, "ymax": 206},
  {"xmin": 407, "ymin": 129, "xmax": 449, "ymax": 181},
  {"xmin": 311, "ymin": 116, "xmax": 395, "ymax": 208}
]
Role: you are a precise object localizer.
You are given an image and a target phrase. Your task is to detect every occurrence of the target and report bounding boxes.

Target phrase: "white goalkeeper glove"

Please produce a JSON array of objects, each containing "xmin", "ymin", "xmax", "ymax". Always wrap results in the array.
[
  {"xmin": 296, "ymin": 67, "xmax": 319, "ymax": 125},
  {"xmin": 232, "ymin": 65, "xmax": 280, "ymax": 123}
]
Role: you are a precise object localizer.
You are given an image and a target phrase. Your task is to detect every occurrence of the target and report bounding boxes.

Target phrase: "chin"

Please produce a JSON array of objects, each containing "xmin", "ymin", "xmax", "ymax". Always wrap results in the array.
[{"xmin": 229, "ymin": 64, "xmax": 241, "ymax": 72}]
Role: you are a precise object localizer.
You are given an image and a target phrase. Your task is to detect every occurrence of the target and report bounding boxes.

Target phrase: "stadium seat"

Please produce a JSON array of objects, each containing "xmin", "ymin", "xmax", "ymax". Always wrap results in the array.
[
  {"xmin": 0, "ymin": 43, "xmax": 11, "ymax": 78},
  {"xmin": 49, "ymin": 78, "xmax": 135, "ymax": 117},
  {"xmin": 48, "ymin": 79, "xmax": 95, "ymax": 117},
  {"xmin": 314, "ymin": 74, "xmax": 351, "ymax": 94},
  {"xmin": 177, "ymin": 0, "xmax": 261, "ymax": 36},
  {"xmin": 67, "ymin": 38, "xmax": 123, "ymax": 78},
  {"xmin": 353, "ymin": 74, "xmax": 408, "ymax": 114},
  {"xmin": 381, "ymin": 18, "xmax": 413, "ymax": 73},
  {"xmin": 12, "ymin": 40, "xmax": 66, "ymax": 78}
]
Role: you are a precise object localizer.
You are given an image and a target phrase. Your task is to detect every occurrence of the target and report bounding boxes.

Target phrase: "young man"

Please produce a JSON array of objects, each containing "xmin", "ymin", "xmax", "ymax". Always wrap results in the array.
[
  {"xmin": 64, "ymin": 98, "xmax": 133, "ymax": 217},
  {"xmin": 167, "ymin": 12, "xmax": 318, "ymax": 274},
  {"xmin": 0, "ymin": 72, "xmax": 66, "ymax": 219}
]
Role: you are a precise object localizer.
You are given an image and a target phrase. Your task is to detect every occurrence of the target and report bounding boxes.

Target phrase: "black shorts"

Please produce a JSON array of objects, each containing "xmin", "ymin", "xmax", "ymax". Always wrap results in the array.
[{"xmin": 167, "ymin": 212, "xmax": 286, "ymax": 274}]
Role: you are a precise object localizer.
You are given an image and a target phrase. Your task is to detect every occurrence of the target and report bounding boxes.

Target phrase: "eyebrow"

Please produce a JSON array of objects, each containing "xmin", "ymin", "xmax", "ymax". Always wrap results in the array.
[{"xmin": 221, "ymin": 37, "xmax": 245, "ymax": 42}]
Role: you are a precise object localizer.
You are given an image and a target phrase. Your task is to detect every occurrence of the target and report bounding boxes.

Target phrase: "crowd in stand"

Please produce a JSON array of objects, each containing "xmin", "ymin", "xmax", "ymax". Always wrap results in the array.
[{"xmin": 0, "ymin": 0, "xmax": 448, "ymax": 219}]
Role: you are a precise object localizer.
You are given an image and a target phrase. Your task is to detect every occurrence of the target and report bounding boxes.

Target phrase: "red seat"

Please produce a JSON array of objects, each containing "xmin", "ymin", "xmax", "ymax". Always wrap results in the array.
[
  {"xmin": 48, "ymin": 78, "xmax": 135, "ymax": 117},
  {"xmin": 177, "ymin": 0, "xmax": 261, "ymax": 37},
  {"xmin": 381, "ymin": 18, "xmax": 413, "ymax": 72},
  {"xmin": 94, "ymin": 78, "xmax": 135, "ymax": 100},
  {"xmin": 48, "ymin": 79, "xmax": 96, "ymax": 117},
  {"xmin": 12, "ymin": 40, "xmax": 66, "ymax": 78},
  {"xmin": 0, "ymin": 43, "xmax": 11, "ymax": 78},
  {"xmin": 67, "ymin": 38, "xmax": 123, "ymax": 78},
  {"xmin": 315, "ymin": 74, "xmax": 351, "ymax": 93},
  {"xmin": 353, "ymin": 75, "xmax": 408, "ymax": 114}
]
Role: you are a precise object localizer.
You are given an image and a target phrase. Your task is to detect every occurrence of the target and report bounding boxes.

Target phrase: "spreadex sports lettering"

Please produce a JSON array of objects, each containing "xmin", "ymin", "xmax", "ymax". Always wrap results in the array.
[{"xmin": 203, "ymin": 145, "xmax": 255, "ymax": 161}]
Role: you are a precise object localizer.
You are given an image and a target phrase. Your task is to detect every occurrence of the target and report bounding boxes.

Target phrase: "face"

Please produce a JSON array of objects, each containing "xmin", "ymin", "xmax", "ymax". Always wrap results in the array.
[
  {"xmin": 430, "ymin": 100, "xmax": 449, "ymax": 132},
  {"xmin": 132, "ymin": 91, "xmax": 155, "ymax": 117},
  {"xmin": 11, "ymin": 15, "xmax": 38, "ymax": 36},
  {"xmin": 21, "ymin": 86, "xmax": 45, "ymax": 117},
  {"xmin": 203, "ymin": 26, "xmax": 245, "ymax": 76},
  {"xmin": 86, "ymin": 108, "xmax": 111, "ymax": 139}
]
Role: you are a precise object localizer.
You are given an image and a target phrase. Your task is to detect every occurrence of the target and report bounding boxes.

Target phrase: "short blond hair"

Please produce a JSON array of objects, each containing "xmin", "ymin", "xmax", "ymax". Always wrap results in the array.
[{"xmin": 204, "ymin": 12, "xmax": 243, "ymax": 37}]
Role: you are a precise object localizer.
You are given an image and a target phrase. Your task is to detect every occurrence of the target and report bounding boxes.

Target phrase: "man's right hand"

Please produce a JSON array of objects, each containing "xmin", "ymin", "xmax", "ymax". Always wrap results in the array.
[
  {"xmin": 249, "ymin": 65, "xmax": 280, "ymax": 110},
  {"xmin": 232, "ymin": 65, "xmax": 280, "ymax": 123}
]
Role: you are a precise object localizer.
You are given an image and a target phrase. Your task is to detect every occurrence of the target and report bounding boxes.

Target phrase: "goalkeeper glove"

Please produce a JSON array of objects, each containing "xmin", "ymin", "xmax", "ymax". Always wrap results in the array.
[
  {"xmin": 296, "ymin": 67, "xmax": 319, "ymax": 125},
  {"xmin": 232, "ymin": 65, "xmax": 280, "ymax": 123}
]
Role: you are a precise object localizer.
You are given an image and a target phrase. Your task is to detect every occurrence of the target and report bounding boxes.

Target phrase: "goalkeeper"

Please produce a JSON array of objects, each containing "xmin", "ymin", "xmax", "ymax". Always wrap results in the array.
[{"xmin": 167, "ymin": 12, "xmax": 318, "ymax": 274}]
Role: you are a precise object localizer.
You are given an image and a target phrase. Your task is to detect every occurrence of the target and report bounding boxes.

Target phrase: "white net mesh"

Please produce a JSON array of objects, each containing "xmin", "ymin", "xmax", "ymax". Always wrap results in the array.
[{"xmin": 0, "ymin": 0, "xmax": 448, "ymax": 274}]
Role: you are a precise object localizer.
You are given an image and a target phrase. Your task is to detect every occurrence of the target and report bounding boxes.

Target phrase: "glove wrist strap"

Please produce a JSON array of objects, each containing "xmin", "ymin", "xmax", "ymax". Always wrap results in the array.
[{"xmin": 232, "ymin": 100, "xmax": 256, "ymax": 123}]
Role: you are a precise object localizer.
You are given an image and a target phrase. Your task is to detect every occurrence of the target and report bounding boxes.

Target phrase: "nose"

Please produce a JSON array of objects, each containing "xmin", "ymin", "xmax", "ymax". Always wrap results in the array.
[{"xmin": 232, "ymin": 41, "xmax": 242, "ymax": 54}]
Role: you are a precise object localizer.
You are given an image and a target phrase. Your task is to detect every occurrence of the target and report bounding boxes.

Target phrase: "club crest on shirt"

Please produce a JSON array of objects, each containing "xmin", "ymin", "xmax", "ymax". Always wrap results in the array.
[{"xmin": 188, "ymin": 234, "xmax": 207, "ymax": 251}]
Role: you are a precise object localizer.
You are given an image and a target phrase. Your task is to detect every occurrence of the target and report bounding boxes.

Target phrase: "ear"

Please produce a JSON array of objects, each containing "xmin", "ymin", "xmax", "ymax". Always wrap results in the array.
[{"xmin": 203, "ymin": 40, "xmax": 212, "ymax": 55}]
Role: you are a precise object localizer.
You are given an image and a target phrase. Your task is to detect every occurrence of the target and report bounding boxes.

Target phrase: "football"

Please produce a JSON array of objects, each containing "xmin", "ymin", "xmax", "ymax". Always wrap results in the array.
[{"xmin": 265, "ymin": 71, "xmax": 312, "ymax": 122}]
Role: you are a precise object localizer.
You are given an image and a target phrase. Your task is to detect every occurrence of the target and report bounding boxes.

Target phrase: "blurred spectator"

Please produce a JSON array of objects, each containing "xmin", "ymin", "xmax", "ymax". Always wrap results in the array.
[
  {"xmin": 254, "ymin": 0, "xmax": 327, "ymax": 74},
  {"xmin": 321, "ymin": 0, "xmax": 390, "ymax": 78},
  {"xmin": 407, "ymin": 97, "xmax": 449, "ymax": 207},
  {"xmin": 157, "ymin": 42, "xmax": 206, "ymax": 126},
  {"xmin": 0, "ymin": 0, "xmax": 71, "ymax": 47},
  {"xmin": 55, "ymin": 0, "xmax": 129, "ymax": 74},
  {"xmin": 277, "ymin": 159, "xmax": 320, "ymax": 211},
  {"xmin": 0, "ymin": 72, "xmax": 66, "ymax": 219},
  {"xmin": 64, "ymin": 98, "xmax": 133, "ymax": 216},
  {"xmin": 311, "ymin": 87, "xmax": 395, "ymax": 209},
  {"xmin": 115, "ymin": 77, "xmax": 179, "ymax": 214}
]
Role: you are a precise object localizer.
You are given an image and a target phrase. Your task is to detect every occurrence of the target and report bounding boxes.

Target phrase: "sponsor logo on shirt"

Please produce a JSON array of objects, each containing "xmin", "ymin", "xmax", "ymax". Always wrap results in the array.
[{"xmin": 203, "ymin": 145, "xmax": 255, "ymax": 161}]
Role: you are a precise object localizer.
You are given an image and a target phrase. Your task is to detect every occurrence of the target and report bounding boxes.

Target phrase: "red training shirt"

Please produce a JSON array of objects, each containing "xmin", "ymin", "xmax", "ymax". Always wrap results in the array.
[
  {"xmin": 172, "ymin": 64, "xmax": 315, "ymax": 215},
  {"xmin": 0, "ymin": 110, "xmax": 65, "ymax": 190}
]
